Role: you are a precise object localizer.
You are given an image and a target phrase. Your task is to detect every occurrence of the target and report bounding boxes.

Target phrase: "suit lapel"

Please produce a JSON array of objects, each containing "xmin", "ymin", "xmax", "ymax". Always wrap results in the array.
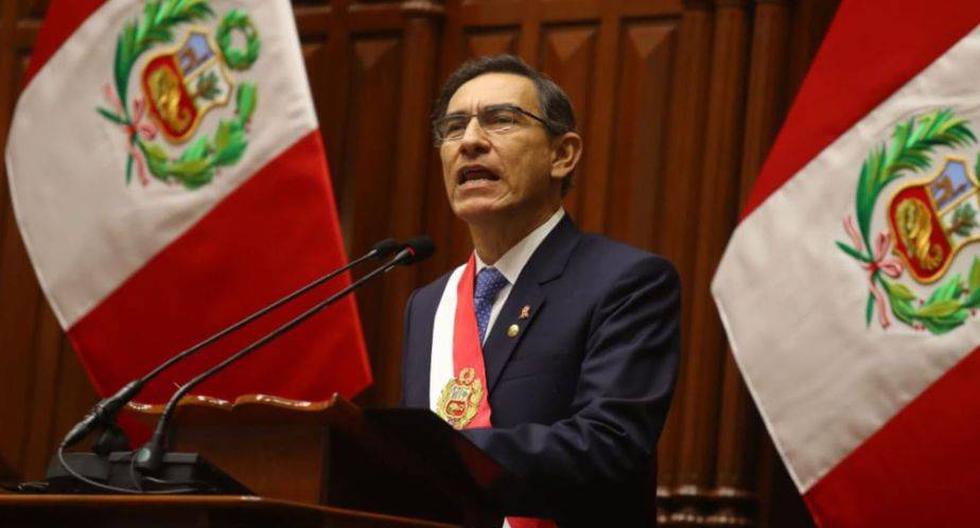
[
  {"xmin": 483, "ymin": 282, "xmax": 545, "ymax": 393},
  {"xmin": 483, "ymin": 216, "xmax": 581, "ymax": 392}
]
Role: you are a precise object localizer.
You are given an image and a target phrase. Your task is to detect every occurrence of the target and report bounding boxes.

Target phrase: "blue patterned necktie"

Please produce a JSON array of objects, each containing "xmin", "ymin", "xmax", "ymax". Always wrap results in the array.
[{"xmin": 473, "ymin": 267, "xmax": 509, "ymax": 344}]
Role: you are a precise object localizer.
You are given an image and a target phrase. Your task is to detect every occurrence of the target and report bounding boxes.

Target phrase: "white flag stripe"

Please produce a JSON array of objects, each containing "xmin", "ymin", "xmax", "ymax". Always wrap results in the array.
[
  {"xmin": 712, "ymin": 26, "xmax": 980, "ymax": 492},
  {"xmin": 5, "ymin": 0, "xmax": 317, "ymax": 328}
]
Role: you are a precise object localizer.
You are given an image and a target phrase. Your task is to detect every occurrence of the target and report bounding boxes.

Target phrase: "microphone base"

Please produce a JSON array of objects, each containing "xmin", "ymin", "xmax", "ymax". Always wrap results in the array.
[
  {"xmin": 92, "ymin": 423, "xmax": 130, "ymax": 457},
  {"xmin": 44, "ymin": 452, "xmax": 253, "ymax": 495}
]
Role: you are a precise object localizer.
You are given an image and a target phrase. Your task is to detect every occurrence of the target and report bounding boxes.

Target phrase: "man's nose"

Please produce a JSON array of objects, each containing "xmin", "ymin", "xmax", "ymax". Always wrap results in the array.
[{"xmin": 458, "ymin": 116, "xmax": 490, "ymax": 155}]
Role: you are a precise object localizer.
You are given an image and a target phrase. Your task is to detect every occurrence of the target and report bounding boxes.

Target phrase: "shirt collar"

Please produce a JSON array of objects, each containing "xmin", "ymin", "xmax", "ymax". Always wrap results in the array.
[{"xmin": 474, "ymin": 208, "xmax": 565, "ymax": 284}]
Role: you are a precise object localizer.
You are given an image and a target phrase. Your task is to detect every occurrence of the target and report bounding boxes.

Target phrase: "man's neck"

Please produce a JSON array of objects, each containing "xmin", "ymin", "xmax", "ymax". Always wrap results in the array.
[{"xmin": 469, "ymin": 205, "xmax": 560, "ymax": 265}]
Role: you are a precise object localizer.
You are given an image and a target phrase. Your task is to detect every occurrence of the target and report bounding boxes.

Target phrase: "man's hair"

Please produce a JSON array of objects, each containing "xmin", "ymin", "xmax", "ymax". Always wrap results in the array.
[{"xmin": 431, "ymin": 54, "xmax": 578, "ymax": 195}]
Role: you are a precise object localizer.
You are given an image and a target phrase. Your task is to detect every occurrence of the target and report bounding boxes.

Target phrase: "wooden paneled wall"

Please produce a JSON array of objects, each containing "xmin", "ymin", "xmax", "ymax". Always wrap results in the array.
[{"xmin": 0, "ymin": 1, "xmax": 841, "ymax": 526}]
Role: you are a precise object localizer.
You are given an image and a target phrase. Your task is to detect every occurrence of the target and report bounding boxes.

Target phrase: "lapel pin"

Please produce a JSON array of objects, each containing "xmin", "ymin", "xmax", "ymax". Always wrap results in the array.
[
  {"xmin": 507, "ymin": 324, "xmax": 520, "ymax": 338},
  {"xmin": 519, "ymin": 305, "xmax": 531, "ymax": 319}
]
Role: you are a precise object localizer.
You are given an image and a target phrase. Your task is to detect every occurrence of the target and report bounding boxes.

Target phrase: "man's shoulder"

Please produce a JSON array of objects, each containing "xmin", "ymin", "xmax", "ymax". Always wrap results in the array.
[
  {"xmin": 572, "ymin": 232, "xmax": 678, "ymax": 281},
  {"xmin": 407, "ymin": 269, "xmax": 454, "ymax": 315}
]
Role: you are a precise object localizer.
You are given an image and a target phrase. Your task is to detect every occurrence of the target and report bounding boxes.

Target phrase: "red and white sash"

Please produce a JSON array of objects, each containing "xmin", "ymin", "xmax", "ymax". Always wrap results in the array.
[{"xmin": 431, "ymin": 255, "xmax": 493, "ymax": 428}]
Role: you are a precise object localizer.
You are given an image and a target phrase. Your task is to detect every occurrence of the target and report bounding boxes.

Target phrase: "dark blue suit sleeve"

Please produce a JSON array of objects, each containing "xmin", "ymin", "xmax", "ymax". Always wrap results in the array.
[
  {"xmin": 462, "ymin": 256, "xmax": 681, "ymax": 514},
  {"xmin": 400, "ymin": 288, "xmax": 418, "ymax": 408}
]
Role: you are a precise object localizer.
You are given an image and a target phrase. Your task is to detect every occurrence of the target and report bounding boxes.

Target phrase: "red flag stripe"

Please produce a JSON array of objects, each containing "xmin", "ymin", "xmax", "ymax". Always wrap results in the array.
[
  {"xmin": 803, "ymin": 347, "xmax": 980, "ymax": 527},
  {"xmin": 23, "ymin": 0, "xmax": 105, "ymax": 89},
  {"xmin": 67, "ymin": 130, "xmax": 371, "ymax": 403},
  {"xmin": 741, "ymin": 0, "xmax": 980, "ymax": 221}
]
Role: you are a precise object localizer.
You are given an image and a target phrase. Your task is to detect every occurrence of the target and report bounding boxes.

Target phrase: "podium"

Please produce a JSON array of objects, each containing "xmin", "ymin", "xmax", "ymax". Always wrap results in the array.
[
  {"xmin": 0, "ymin": 454, "xmax": 18, "ymax": 484},
  {"xmin": 0, "ymin": 494, "xmax": 457, "ymax": 528},
  {"xmin": 115, "ymin": 394, "xmax": 508, "ymax": 526}
]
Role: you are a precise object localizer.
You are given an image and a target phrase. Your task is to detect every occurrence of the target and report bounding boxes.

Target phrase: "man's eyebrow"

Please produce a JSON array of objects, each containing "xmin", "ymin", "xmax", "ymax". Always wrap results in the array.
[
  {"xmin": 483, "ymin": 103, "xmax": 519, "ymax": 111},
  {"xmin": 444, "ymin": 103, "xmax": 519, "ymax": 117}
]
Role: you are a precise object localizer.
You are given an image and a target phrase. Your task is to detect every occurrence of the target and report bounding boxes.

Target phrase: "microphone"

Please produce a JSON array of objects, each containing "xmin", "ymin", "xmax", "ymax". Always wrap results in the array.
[
  {"xmin": 133, "ymin": 236, "xmax": 434, "ymax": 473},
  {"xmin": 399, "ymin": 236, "xmax": 435, "ymax": 265},
  {"xmin": 370, "ymin": 238, "xmax": 404, "ymax": 258},
  {"xmin": 59, "ymin": 238, "xmax": 403, "ymax": 450}
]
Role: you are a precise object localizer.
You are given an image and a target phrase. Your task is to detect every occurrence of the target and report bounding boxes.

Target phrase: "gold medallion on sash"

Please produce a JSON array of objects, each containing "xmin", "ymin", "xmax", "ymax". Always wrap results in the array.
[{"xmin": 435, "ymin": 367, "xmax": 484, "ymax": 429}]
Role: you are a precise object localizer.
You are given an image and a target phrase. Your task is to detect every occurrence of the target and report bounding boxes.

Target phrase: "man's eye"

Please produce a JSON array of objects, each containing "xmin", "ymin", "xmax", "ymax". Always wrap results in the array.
[
  {"xmin": 443, "ymin": 119, "xmax": 467, "ymax": 135},
  {"xmin": 486, "ymin": 110, "xmax": 517, "ymax": 125}
]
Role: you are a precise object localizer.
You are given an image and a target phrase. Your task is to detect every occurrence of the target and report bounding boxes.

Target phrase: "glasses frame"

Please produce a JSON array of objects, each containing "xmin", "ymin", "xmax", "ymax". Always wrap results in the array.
[{"xmin": 433, "ymin": 103, "xmax": 552, "ymax": 145}]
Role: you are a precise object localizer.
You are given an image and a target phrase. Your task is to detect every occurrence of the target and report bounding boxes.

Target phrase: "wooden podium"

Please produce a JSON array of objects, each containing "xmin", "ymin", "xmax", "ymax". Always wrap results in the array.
[
  {"xmin": 0, "ymin": 454, "xmax": 18, "ymax": 484},
  {"xmin": 114, "ymin": 393, "xmax": 508, "ymax": 526},
  {"xmin": 3, "ymin": 394, "xmax": 509, "ymax": 527},
  {"xmin": 0, "ymin": 495, "xmax": 456, "ymax": 528}
]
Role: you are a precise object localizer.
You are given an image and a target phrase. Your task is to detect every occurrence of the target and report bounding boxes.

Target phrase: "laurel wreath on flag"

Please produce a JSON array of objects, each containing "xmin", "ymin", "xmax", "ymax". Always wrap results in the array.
[
  {"xmin": 95, "ymin": 0, "xmax": 260, "ymax": 189},
  {"xmin": 214, "ymin": 10, "xmax": 260, "ymax": 71},
  {"xmin": 836, "ymin": 109, "xmax": 980, "ymax": 334}
]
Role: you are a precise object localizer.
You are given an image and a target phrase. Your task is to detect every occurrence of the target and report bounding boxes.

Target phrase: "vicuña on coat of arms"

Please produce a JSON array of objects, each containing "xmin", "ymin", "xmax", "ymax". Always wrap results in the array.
[
  {"xmin": 837, "ymin": 109, "xmax": 980, "ymax": 334},
  {"xmin": 96, "ymin": 0, "xmax": 260, "ymax": 189}
]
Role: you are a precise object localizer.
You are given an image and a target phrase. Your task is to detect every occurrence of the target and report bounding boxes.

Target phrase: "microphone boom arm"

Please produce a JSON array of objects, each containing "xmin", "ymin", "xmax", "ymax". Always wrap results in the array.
[
  {"xmin": 134, "ymin": 245, "xmax": 422, "ymax": 472},
  {"xmin": 60, "ymin": 239, "xmax": 399, "ymax": 449}
]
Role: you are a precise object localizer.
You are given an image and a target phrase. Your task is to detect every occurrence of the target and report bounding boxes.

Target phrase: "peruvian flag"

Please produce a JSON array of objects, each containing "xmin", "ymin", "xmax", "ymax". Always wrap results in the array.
[
  {"xmin": 713, "ymin": 1, "xmax": 980, "ymax": 525},
  {"xmin": 4, "ymin": 0, "xmax": 371, "ymax": 407}
]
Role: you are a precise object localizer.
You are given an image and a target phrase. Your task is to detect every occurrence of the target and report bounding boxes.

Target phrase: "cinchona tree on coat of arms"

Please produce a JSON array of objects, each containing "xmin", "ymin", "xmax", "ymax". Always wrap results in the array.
[
  {"xmin": 837, "ymin": 109, "xmax": 980, "ymax": 334},
  {"xmin": 96, "ymin": 0, "xmax": 260, "ymax": 189}
]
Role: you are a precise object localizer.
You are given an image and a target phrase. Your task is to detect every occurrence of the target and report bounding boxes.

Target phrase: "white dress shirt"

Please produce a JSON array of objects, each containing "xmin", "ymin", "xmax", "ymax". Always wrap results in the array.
[{"xmin": 473, "ymin": 208, "xmax": 565, "ymax": 343}]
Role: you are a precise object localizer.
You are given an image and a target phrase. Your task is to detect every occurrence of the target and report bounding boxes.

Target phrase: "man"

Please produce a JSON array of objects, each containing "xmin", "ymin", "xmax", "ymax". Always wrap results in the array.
[{"xmin": 401, "ymin": 55, "xmax": 680, "ymax": 527}]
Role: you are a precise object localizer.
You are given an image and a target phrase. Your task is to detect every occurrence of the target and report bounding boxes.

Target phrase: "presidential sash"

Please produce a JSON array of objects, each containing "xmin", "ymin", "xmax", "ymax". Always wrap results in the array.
[{"xmin": 435, "ymin": 255, "xmax": 492, "ymax": 429}]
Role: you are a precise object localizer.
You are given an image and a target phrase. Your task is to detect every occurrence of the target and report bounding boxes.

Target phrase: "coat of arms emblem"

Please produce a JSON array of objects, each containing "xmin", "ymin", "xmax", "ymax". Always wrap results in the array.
[
  {"xmin": 142, "ymin": 31, "xmax": 233, "ymax": 142},
  {"xmin": 888, "ymin": 157, "xmax": 979, "ymax": 283},
  {"xmin": 837, "ymin": 109, "xmax": 980, "ymax": 334},
  {"xmin": 436, "ymin": 367, "xmax": 484, "ymax": 429},
  {"xmin": 96, "ymin": 0, "xmax": 260, "ymax": 189}
]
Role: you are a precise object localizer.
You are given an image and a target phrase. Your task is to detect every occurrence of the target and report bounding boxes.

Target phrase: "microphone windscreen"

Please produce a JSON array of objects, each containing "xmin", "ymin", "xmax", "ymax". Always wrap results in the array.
[
  {"xmin": 401, "ymin": 236, "xmax": 435, "ymax": 264},
  {"xmin": 372, "ymin": 238, "xmax": 402, "ymax": 259}
]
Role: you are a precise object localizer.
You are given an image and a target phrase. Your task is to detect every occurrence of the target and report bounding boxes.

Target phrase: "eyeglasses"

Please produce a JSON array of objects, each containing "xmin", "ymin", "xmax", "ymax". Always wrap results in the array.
[{"xmin": 434, "ymin": 104, "xmax": 551, "ymax": 144}]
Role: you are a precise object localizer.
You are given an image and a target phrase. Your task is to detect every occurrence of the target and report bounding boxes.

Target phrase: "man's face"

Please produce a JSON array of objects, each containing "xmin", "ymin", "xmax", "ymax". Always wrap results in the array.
[{"xmin": 439, "ymin": 73, "xmax": 560, "ymax": 225}]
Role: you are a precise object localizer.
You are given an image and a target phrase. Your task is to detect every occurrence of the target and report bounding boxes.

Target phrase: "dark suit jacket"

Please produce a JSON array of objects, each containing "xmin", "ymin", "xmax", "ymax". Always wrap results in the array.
[{"xmin": 401, "ymin": 216, "xmax": 681, "ymax": 527}]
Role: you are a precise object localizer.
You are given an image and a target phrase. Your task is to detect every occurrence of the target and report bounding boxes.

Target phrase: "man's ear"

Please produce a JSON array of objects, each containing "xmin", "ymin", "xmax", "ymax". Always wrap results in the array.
[{"xmin": 550, "ymin": 132, "xmax": 583, "ymax": 181}]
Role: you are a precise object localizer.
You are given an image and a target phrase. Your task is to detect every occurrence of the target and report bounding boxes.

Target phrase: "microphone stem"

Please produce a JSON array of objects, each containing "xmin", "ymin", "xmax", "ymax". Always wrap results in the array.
[
  {"xmin": 60, "ymin": 247, "xmax": 384, "ymax": 450},
  {"xmin": 143, "ymin": 248, "xmax": 412, "ymax": 466},
  {"xmin": 141, "ymin": 249, "xmax": 379, "ymax": 383}
]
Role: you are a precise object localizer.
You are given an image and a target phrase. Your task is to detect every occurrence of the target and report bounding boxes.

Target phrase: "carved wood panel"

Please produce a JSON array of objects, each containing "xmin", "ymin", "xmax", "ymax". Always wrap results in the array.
[
  {"xmin": 0, "ymin": 1, "xmax": 842, "ymax": 526},
  {"xmin": 606, "ymin": 20, "xmax": 677, "ymax": 251}
]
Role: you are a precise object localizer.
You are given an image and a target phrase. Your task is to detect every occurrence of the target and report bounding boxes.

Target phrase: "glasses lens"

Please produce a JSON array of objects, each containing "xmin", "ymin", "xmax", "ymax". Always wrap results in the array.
[
  {"xmin": 436, "ymin": 107, "xmax": 529, "ymax": 143},
  {"xmin": 480, "ymin": 107, "xmax": 520, "ymax": 133},
  {"xmin": 438, "ymin": 116, "xmax": 469, "ymax": 141}
]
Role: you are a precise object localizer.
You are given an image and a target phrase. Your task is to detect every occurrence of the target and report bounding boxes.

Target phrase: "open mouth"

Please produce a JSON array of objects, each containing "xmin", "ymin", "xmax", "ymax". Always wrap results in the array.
[{"xmin": 457, "ymin": 165, "xmax": 500, "ymax": 185}]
